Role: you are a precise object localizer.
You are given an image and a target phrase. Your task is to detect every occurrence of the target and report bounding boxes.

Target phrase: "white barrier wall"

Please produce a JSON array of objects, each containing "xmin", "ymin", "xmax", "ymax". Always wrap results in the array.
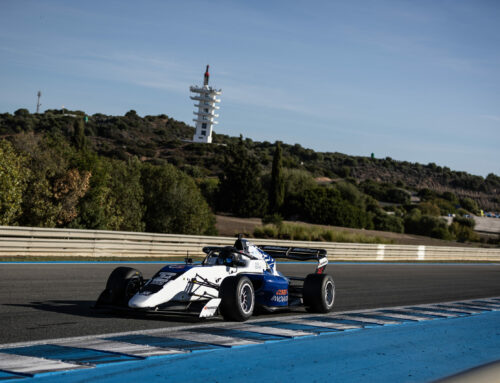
[{"xmin": 1, "ymin": 226, "xmax": 499, "ymax": 262}]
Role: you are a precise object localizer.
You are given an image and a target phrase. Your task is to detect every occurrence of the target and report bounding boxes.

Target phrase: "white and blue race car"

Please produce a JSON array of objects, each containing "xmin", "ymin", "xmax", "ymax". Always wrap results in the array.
[{"xmin": 96, "ymin": 236, "xmax": 335, "ymax": 321}]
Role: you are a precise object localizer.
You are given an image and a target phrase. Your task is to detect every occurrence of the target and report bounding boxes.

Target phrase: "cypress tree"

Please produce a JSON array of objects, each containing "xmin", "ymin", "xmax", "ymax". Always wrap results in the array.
[
  {"xmin": 218, "ymin": 136, "xmax": 267, "ymax": 217},
  {"xmin": 269, "ymin": 141, "xmax": 284, "ymax": 214},
  {"xmin": 73, "ymin": 119, "xmax": 87, "ymax": 151}
]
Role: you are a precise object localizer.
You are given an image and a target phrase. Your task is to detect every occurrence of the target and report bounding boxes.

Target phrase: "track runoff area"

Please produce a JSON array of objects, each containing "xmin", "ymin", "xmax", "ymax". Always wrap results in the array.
[
  {"xmin": 0, "ymin": 297, "xmax": 499, "ymax": 382},
  {"xmin": 1, "ymin": 262, "xmax": 500, "ymax": 382}
]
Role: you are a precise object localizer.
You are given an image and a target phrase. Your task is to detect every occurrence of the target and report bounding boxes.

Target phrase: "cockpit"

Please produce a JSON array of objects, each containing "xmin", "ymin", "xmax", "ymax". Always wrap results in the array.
[{"xmin": 203, "ymin": 246, "xmax": 247, "ymax": 267}]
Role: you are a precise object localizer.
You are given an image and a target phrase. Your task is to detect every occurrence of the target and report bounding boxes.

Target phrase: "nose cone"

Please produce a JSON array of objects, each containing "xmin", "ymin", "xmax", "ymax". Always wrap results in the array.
[{"xmin": 128, "ymin": 293, "xmax": 154, "ymax": 308}]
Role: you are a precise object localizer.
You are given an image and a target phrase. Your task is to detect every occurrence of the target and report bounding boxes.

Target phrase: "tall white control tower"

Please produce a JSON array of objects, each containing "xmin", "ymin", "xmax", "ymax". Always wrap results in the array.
[{"xmin": 190, "ymin": 65, "xmax": 221, "ymax": 143}]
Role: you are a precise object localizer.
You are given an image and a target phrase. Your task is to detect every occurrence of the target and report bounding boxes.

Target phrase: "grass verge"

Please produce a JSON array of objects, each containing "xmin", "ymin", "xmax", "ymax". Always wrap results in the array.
[{"xmin": 254, "ymin": 222, "xmax": 394, "ymax": 244}]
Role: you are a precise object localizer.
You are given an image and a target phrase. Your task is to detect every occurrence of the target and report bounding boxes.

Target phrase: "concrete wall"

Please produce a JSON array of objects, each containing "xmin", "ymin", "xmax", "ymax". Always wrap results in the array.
[{"xmin": 1, "ymin": 226, "xmax": 499, "ymax": 261}]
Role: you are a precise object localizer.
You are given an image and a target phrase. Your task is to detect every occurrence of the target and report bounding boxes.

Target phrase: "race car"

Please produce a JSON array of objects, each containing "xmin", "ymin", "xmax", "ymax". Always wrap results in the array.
[{"xmin": 95, "ymin": 236, "xmax": 335, "ymax": 321}]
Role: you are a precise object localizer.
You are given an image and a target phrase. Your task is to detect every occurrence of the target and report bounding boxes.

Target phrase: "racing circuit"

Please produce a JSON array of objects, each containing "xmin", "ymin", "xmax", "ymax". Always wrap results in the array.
[
  {"xmin": 2, "ymin": 262, "xmax": 500, "ymax": 343},
  {"xmin": 1, "ymin": 261, "xmax": 500, "ymax": 382}
]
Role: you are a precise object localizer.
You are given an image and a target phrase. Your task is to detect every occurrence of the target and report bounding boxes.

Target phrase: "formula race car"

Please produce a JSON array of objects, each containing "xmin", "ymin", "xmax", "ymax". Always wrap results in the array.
[{"xmin": 95, "ymin": 236, "xmax": 335, "ymax": 321}]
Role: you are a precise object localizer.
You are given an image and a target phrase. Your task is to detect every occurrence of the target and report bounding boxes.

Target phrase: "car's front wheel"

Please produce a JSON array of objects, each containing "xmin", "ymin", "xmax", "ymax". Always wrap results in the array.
[
  {"xmin": 219, "ymin": 275, "xmax": 255, "ymax": 321},
  {"xmin": 96, "ymin": 267, "xmax": 143, "ymax": 307}
]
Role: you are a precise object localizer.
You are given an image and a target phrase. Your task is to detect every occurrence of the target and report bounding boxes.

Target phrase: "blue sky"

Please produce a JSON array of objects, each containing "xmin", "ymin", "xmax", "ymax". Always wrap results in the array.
[{"xmin": 1, "ymin": 0, "xmax": 499, "ymax": 176}]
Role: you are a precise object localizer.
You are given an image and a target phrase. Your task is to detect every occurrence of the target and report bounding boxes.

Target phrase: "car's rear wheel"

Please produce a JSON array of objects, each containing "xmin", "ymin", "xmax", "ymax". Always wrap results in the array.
[
  {"xmin": 97, "ymin": 267, "xmax": 143, "ymax": 307},
  {"xmin": 219, "ymin": 275, "xmax": 255, "ymax": 321},
  {"xmin": 303, "ymin": 273, "xmax": 335, "ymax": 313}
]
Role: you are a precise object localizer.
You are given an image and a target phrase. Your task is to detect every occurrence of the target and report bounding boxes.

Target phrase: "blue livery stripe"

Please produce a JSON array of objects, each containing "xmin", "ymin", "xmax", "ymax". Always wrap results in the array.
[{"xmin": 258, "ymin": 248, "xmax": 276, "ymax": 273}]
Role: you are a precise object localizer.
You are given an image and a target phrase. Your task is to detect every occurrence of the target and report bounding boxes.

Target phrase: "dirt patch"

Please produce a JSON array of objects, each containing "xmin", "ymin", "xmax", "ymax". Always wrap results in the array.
[
  {"xmin": 216, "ymin": 215, "xmax": 262, "ymax": 237},
  {"xmin": 215, "ymin": 215, "xmax": 476, "ymax": 247}
]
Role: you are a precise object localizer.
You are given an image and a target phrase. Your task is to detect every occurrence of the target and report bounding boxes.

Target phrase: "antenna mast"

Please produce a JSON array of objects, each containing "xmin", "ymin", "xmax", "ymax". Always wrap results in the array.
[{"xmin": 36, "ymin": 91, "xmax": 42, "ymax": 114}]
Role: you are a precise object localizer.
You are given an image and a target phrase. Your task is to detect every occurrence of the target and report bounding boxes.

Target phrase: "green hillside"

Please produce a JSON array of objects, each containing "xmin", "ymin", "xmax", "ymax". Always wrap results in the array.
[{"xmin": 0, "ymin": 108, "xmax": 499, "ymax": 245}]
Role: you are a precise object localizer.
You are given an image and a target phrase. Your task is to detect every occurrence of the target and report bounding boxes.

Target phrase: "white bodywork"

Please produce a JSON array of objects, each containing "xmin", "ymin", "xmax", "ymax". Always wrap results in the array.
[{"xmin": 128, "ymin": 259, "xmax": 269, "ymax": 310}]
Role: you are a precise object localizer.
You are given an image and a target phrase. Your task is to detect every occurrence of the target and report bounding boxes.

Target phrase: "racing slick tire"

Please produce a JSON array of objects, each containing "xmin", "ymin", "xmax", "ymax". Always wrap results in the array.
[
  {"xmin": 219, "ymin": 275, "xmax": 255, "ymax": 321},
  {"xmin": 96, "ymin": 267, "xmax": 143, "ymax": 307},
  {"xmin": 303, "ymin": 273, "xmax": 335, "ymax": 313}
]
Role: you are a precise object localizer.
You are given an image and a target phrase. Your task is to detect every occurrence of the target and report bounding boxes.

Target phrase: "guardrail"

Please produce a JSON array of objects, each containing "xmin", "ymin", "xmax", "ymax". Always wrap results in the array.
[{"xmin": 1, "ymin": 226, "xmax": 499, "ymax": 261}]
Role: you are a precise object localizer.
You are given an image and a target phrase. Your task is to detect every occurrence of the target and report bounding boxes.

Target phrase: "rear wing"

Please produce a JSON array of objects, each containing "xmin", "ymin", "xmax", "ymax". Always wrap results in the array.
[{"xmin": 258, "ymin": 245, "xmax": 328, "ymax": 274}]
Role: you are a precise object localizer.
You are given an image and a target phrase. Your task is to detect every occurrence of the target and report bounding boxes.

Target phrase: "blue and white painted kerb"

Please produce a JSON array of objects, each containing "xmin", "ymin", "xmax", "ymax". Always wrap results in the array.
[{"xmin": 0, "ymin": 297, "xmax": 499, "ymax": 380}]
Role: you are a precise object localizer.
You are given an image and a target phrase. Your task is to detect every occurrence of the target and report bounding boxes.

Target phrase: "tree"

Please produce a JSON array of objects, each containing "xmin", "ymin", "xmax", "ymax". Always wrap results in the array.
[
  {"xmin": 125, "ymin": 110, "xmax": 138, "ymax": 118},
  {"xmin": 53, "ymin": 168, "xmax": 91, "ymax": 224},
  {"xmin": 283, "ymin": 169, "xmax": 317, "ymax": 197},
  {"xmin": 69, "ymin": 150, "xmax": 114, "ymax": 229},
  {"xmin": 106, "ymin": 158, "xmax": 145, "ymax": 232},
  {"xmin": 373, "ymin": 213, "xmax": 404, "ymax": 233},
  {"xmin": 450, "ymin": 217, "xmax": 478, "ymax": 242},
  {"xmin": 386, "ymin": 187, "xmax": 410, "ymax": 204},
  {"xmin": 285, "ymin": 185, "xmax": 371, "ymax": 229},
  {"xmin": 142, "ymin": 163, "xmax": 216, "ymax": 234},
  {"xmin": 14, "ymin": 133, "xmax": 72, "ymax": 227},
  {"xmin": 14, "ymin": 108, "xmax": 30, "ymax": 117},
  {"xmin": 441, "ymin": 191, "xmax": 459, "ymax": 204},
  {"xmin": 0, "ymin": 139, "xmax": 29, "ymax": 225},
  {"xmin": 404, "ymin": 209, "xmax": 452, "ymax": 240},
  {"xmin": 217, "ymin": 136, "xmax": 267, "ymax": 217},
  {"xmin": 198, "ymin": 177, "xmax": 219, "ymax": 211},
  {"xmin": 418, "ymin": 201, "xmax": 441, "ymax": 216},
  {"xmin": 335, "ymin": 182, "xmax": 365, "ymax": 208},
  {"xmin": 268, "ymin": 141, "xmax": 284, "ymax": 214},
  {"xmin": 72, "ymin": 119, "xmax": 87, "ymax": 151},
  {"xmin": 460, "ymin": 197, "xmax": 478, "ymax": 214}
]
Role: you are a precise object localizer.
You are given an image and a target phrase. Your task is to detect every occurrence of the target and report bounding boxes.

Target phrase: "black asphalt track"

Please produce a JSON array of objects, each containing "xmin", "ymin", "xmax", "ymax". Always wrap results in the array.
[{"xmin": 1, "ymin": 262, "xmax": 500, "ymax": 343}]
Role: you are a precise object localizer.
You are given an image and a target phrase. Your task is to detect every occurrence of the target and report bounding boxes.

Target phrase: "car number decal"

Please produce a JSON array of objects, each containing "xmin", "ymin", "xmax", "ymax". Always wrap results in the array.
[{"xmin": 150, "ymin": 272, "xmax": 177, "ymax": 285}]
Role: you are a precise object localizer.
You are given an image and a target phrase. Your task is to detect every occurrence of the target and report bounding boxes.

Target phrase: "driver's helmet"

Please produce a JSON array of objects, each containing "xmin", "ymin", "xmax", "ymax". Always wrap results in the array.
[
  {"xmin": 233, "ymin": 237, "xmax": 277, "ymax": 275},
  {"xmin": 218, "ymin": 247, "xmax": 241, "ymax": 265}
]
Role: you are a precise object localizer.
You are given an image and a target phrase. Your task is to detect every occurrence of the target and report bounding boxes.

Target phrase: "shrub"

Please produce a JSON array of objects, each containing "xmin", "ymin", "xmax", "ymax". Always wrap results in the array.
[
  {"xmin": 253, "ymin": 223, "xmax": 393, "ymax": 244},
  {"xmin": 404, "ymin": 210, "xmax": 452, "ymax": 240},
  {"xmin": 373, "ymin": 213, "xmax": 404, "ymax": 233},
  {"xmin": 262, "ymin": 213, "xmax": 283, "ymax": 226},
  {"xmin": 141, "ymin": 163, "xmax": 216, "ymax": 235},
  {"xmin": 460, "ymin": 197, "xmax": 479, "ymax": 214},
  {"xmin": 453, "ymin": 216, "xmax": 475, "ymax": 229},
  {"xmin": 450, "ymin": 222, "xmax": 478, "ymax": 242}
]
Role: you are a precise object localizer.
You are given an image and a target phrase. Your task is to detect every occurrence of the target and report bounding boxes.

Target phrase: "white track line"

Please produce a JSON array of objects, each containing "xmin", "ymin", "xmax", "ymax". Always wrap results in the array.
[
  {"xmin": 427, "ymin": 305, "xmax": 481, "ymax": 314},
  {"xmin": 0, "ymin": 352, "xmax": 88, "ymax": 375},
  {"xmin": 328, "ymin": 314, "xmax": 401, "ymax": 325},
  {"xmin": 363, "ymin": 311, "xmax": 432, "ymax": 321},
  {"xmin": 157, "ymin": 330, "xmax": 262, "ymax": 347},
  {"xmin": 436, "ymin": 304, "xmax": 485, "ymax": 313},
  {"xmin": 393, "ymin": 308, "xmax": 459, "ymax": 318},
  {"xmin": 448, "ymin": 303, "xmax": 496, "ymax": 311},
  {"xmin": 229, "ymin": 324, "xmax": 314, "ymax": 338},
  {"xmin": 52, "ymin": 339, "xmax": 184, "ymax": 357},
  {"xmin": 277, "ymin": 318, "xmax": 362, "ymax": 330},
  {"xmin": 467, "ymin": 301, "xmax": 500, "ymax": 309}
]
